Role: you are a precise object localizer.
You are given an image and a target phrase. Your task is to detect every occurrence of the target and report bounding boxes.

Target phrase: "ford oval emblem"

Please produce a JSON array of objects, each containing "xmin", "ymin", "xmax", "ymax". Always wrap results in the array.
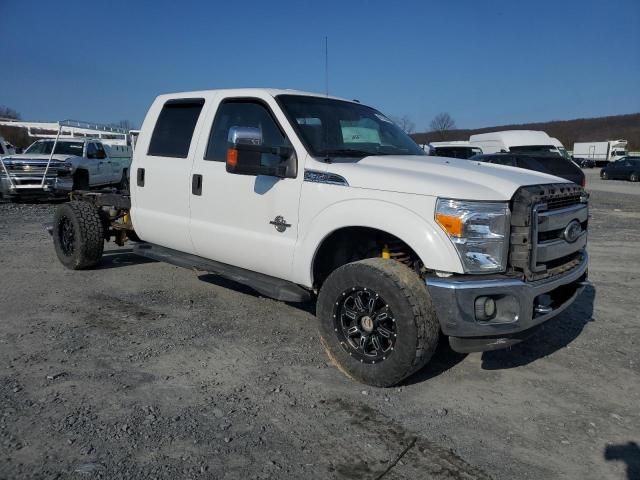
[{"xmin": 563, "ymin": 220, "xmax": 582, "ymax": 243}]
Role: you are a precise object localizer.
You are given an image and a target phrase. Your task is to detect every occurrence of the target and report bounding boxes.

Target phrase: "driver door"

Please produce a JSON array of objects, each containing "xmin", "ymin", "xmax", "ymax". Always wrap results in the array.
[
  {"xmin": 85, "ymin": 142, "xmax": 106, "ymax": 185},
  {"xmin": 189, "ymin": 96, "xmax": 304, "ymax": 280}
]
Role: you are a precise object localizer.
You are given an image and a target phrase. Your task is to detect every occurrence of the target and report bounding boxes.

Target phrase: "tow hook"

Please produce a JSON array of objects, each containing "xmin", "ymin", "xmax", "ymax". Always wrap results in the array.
[{"xmin": 534, "ymin": 304, "xmax": 553, "ymax": 315}]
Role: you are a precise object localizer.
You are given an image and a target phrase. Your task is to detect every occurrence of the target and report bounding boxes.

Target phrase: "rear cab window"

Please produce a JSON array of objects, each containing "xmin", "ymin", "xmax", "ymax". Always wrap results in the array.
[{"xmin": 148, "ymin": 99, "xmax": 205, "ymax": 158}]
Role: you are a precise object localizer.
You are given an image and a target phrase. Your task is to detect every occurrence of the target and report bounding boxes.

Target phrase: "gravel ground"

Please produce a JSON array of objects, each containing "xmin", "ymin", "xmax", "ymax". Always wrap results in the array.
[{"xmin": 0, "ymin": 172, "xmax": 638, "ymax": 480}]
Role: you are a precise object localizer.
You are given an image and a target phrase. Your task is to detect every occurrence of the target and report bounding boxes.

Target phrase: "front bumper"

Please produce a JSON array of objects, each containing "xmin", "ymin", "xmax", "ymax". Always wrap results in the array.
[
  {"xmin": 0, "ymin": 175, "xmax": 72, "ymax": 198},
  {"xmin": 426, "ymin": 253, "xmax": 589, "ymax": 353}
]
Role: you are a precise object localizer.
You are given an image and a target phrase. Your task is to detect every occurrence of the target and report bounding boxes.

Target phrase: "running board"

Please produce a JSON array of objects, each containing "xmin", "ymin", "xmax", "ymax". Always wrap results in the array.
[{"xmin": 132, "ymin": 243, "xmax": 311, "ymax": 303}]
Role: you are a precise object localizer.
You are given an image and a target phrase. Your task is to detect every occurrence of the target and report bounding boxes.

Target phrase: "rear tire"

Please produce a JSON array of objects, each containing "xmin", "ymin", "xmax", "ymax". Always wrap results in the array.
[
  {"xmin": 317, "ymin": 258, "xmax": 439, "ymax": 387},
  {"xmin": 630, "ymin": 173, "xmax": 639, "ymax": 182},
  {"xmin": 53, "ymin": 201, "xmax": 104, "ymax": 269}
]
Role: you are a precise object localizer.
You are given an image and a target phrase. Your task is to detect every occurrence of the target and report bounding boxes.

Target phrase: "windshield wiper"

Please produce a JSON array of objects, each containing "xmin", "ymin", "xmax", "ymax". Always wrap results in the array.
[{"xmin": 318, "ymin": 148, "xmax": 374, "ymax": 160}]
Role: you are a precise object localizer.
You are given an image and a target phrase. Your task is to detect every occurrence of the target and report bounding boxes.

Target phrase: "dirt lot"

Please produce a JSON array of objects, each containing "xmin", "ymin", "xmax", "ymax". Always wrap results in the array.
[{"xmin": 1, "ymin": 170, "xmax": 638, "ymax": 480}]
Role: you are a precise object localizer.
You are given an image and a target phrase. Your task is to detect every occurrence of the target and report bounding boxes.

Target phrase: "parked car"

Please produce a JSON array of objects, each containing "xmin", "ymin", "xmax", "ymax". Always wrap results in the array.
[
  {"xmin": 470, "ymin": 153, "xmax": 585, "ymax": 186},
  {"xmin": 49, "ymin": 88, "xmax": 588, "ymax": 387},
  {"xmin": 574, "ymin": 157, "xmax": 595, "ymax": 169},
  {"xmin": 0, "ymin": 138, "xmax": 131, "ymax": 200},
  {"xmin": 600, "ymin": 157, "xmax": 640, "ymax": 181},
  {"xmin": 424, "ymin": 141, "xmax": 482, "ymax": 159}
]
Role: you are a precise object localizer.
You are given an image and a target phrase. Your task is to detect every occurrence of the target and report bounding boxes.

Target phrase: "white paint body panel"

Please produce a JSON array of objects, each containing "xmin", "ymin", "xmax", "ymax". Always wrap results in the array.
[{"xmin": 130, "ymin": 89, "xmax": 569, "ymax": 288}]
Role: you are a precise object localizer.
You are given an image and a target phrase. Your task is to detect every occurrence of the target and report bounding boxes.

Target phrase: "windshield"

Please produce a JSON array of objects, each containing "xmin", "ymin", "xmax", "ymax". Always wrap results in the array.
[
  {"xmin": 612, "ymin": 150, "xmax": 627, "ymax": 157},
  {"xmin": 557, "ymin": 147, "xmax": 571, "ymax": 159},
  {"xmin": 25, "ymin": 141, "xmax": 84, "ymax": 156},
  {"xmin": 509, "ymin": 145, "xmax": 559, "ymax": 154},
  {"xmin": 277, "ymin": 95, "xmax": 425, "ymax": 158},
  {"xmin": 433, "ymin": 146, "xmax": 481, "ymax": 159}
]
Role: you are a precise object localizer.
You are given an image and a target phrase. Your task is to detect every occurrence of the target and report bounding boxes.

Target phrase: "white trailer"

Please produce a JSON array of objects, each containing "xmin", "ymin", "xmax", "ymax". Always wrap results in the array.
[{"xmin": 572, "ymin": 140, "xmax": 628, "ymax": 165}]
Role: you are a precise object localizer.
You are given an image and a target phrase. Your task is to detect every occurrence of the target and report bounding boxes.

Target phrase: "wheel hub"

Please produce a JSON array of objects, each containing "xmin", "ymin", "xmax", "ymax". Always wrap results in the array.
[
  {"xmin": 361, "ymin": 315, "xmax": 374, "ymax": 333},
  {"xmin": 333, "ymin": 287, "xmax": 397, "ymax": 364}
]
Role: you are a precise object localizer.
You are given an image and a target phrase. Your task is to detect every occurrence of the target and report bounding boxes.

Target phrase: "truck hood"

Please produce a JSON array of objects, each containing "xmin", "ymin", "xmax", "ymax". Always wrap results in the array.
[{"xmin": 325, "ymin": 155, "xmax": 568, "ymax": 201}]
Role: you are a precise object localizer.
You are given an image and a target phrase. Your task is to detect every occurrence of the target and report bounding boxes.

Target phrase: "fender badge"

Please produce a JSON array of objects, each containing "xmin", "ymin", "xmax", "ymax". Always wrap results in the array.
[{"xmin": 270, "ymin": 216, "xmax": 291, "ymax": 233}]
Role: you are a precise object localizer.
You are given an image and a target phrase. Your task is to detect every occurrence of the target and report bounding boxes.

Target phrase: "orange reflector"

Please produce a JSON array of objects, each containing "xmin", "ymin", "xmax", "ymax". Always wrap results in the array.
[
  {"xmin": 227, "ymin": 148, "xmax": 238, "ymax": 168},
  {"xmin": 435, "ymin": 213, "xmax": 463, "ymax": 237}
]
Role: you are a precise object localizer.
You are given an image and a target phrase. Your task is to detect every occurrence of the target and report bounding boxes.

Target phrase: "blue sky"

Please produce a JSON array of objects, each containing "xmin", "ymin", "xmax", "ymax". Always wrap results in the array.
[{"xmin": 1, "ymin": 0, "xmax": 639, "ymax": 130}]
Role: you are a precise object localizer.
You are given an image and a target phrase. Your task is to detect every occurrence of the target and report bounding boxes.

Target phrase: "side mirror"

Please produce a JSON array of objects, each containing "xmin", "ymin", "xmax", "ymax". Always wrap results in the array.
[
  {"xmin": 228, "ymin": 126, "xmax": 263, "ymax": 146},
  {"xmin": 225, "ymin": 126, "xmax": 296, "ymax": 179}
]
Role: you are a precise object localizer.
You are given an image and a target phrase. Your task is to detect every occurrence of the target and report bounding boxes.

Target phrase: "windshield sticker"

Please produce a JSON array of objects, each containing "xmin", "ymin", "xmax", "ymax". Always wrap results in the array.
[{"xmin": 341, "ymin": 126, "xmax": 380, "ymax": 144}]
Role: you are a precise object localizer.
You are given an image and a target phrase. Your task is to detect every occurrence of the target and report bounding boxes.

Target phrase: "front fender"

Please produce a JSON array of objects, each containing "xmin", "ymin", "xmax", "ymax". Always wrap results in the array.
[{"xmin": 291, "ymin": 196, "xmax": 463, "ymax": 287}]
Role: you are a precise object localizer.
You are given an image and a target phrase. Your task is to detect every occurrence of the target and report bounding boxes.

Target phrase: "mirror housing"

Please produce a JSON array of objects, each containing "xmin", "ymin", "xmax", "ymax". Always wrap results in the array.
[
  {"xmin": 225, "ymin": 126, "xmax": 297, "ymax": 179},
  {"xmin": 228, "ymin": 126, "xmax": 263, "ymax": 146}
]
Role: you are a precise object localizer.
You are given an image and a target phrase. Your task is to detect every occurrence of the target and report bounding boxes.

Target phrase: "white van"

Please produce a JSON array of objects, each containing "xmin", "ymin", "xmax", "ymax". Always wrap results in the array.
[{"xmin": 470, "ymin": 130, "xmax": 558, "ymax": 155}]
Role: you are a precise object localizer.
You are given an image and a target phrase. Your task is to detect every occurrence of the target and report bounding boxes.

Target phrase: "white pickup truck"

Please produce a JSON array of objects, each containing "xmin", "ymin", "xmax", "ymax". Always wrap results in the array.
[
  {"xmin": 50, "ymin": 89, "xmax": 589, "ymax": 386},
  {"xmin": 0, "ymin": 138, "xmax": 130, "ymax": 200}
]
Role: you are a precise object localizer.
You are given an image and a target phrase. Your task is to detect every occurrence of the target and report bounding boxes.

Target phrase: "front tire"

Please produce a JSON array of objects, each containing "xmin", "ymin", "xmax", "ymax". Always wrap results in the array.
[
  {"xmin": 53, "ymin": 201, "xmax": 105, "ymax": 269},
  {"xmin": 317, "ymin": 258, "xmax": 439, "ymax": 387},
  {"xmin": 630, "ymin": 173, "xmax": 639, "ymax": 182},
  {"xmin": 601, "ymin": 171, "xmax": 608, "ymax": 180}
]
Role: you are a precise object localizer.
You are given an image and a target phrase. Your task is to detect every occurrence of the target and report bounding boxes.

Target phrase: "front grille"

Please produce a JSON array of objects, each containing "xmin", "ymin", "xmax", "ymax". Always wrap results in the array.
[
  {"xmin": 545, "ymin": 193, "xmax": 583, "ymax": 211},
  {"xmin": 509, "ymin": 183, "xmax": 588, "ymax": 281}
]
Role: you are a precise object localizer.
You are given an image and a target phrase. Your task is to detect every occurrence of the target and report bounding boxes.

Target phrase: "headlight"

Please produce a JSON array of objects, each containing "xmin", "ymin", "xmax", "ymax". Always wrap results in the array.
[{"xmin": 435, "ymin": 199, "xmax": 510, "ymax": 273}]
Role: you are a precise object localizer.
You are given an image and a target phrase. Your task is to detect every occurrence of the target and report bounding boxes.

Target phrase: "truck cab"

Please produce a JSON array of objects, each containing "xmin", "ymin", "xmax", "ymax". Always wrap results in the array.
[
  {"xmin": 51, "ymin": 89, "xmax": 590, "ymax": 387},
  {"xmin": 0, "ymin": 138, "xmax": 130, "ymax": 200}
]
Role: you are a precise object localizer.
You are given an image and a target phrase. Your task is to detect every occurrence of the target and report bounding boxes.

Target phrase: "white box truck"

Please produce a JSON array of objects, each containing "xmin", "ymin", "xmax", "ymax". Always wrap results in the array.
[{"xmin": 572, "ymin": 140, "xmax": 628, "ymax": 166}]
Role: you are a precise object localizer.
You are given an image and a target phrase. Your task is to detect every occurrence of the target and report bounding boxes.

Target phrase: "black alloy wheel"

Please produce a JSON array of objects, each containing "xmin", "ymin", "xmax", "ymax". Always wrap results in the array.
[
  {"xmin": 333, "ymin": 287, "xmax": 397, "ymax": 364},
  {"xmin": 58, "ymin": 215, "xmax": 75, "ymax": 255}
]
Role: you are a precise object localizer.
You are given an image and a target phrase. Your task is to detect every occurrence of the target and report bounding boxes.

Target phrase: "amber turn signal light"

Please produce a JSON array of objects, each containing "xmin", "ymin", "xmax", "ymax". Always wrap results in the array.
[
  {"xmin": 226, "ymin": 148, "xmax": 238, "ymax": 168},
  {"xmin": 435, "ymin": 213, "xmax": 463, "ymax": 237}
]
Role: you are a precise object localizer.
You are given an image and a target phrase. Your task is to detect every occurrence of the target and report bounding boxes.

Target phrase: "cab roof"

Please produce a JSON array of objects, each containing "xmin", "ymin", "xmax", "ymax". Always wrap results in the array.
[{"xmin": 154, "ymin": 88, "xmax": 357, "ymax": 104}]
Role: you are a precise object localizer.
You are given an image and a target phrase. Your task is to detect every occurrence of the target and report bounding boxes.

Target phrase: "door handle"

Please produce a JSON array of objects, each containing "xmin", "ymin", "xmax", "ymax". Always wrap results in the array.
[
  {"xmin": 192, "ymin": 174, "xmax": 203, "ymax": 196},
  {"xmin": 137, "ymin": 168, "xmax": 145, "ymax": 187}
]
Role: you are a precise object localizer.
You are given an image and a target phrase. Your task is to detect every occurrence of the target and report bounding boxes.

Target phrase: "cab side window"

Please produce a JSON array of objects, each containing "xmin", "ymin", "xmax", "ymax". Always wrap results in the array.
[
  {"xmin": 205, "ymin": 100, "xmax": 287, "ymax": 168},
  {"xmin": 86, "ymin": 143, "xmax": 98, "ymax": 159},
  {"xmin": 148, "ymin": 98, "xmax": 205, "ymax": 158}
]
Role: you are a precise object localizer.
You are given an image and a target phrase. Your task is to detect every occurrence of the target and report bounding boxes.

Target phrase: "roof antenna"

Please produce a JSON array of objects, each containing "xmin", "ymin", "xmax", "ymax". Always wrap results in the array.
[{"xmin": 324, "ymin": 36, "xmax": 329, "ymax": 97}]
